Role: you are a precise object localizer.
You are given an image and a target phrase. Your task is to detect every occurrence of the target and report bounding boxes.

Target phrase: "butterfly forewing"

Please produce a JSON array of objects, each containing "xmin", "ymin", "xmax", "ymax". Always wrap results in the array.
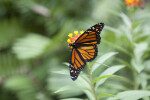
[{"xmin": 75, "ymin": 23, "xmax": 104, "ymax": 44}]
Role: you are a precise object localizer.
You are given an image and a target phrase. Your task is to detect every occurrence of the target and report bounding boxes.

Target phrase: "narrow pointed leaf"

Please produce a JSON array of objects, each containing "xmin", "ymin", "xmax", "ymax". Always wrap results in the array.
[
  {"xmin": 93, "ymin": 75, "xmax": 118, "ymax": 83},
  {"xmin": 51, "ymin": 70, "xmax": 69, "ymax": 75},
  {"xmin": 63, "ymin": 62, "xmax": 70, "ymax": 66},
  {"xmin": 98, "ymin": 93, "xmax": 115, "ymax": 99},
  {"xmin": 103, "ymin": 40, "xmax": 133, "ymax": 57},
  {"xmin": 54, "ymin": 85, "xmax": 75, "ymax": 93},
  {"xmin": 61, "ymin": 98, "xmax": 84, "ymax": 100},
  {"xmin": 117, "ymin": 90, "xmax": 150, "ymax": 100},
  {"xmin": 91, "ymin": 52, "xmax": 118, "ymax": 73},
  {"xmin": 95, "ymin": 65, "xmax": 125, "ymax": 88}
]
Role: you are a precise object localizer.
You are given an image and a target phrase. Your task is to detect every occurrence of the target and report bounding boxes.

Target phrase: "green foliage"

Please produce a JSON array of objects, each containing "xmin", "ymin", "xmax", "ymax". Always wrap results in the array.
[
  {"xmin": 107, "ymin": 90, "xmax": 150, "ymax": 100},
  {"xmin": 0, "ymin": 0, "xmax": 150, "ymax": 100},
  {"xmin": 4, "ymin": 76, "xmax": 37, "ymax": 100},
  {"xmin": 0, "ymin": 52, "xmax": 21, "ymax": 77},
  {"xmin": 53, "ymin": 53, "xmax": 125, "ymax": 100},
  {"xmin": 12, "ymin": 33, "xmax": 50, "ymax": 59},
  {"xmin": 91, "ymin": 52, "xmax": 118, "ymax": 72},
  {"xmin": 0, "ymin": 18, "xmax": 24, "ymax": 49},
  {"xmin": 95, "ymin": 65, "xmax": 125, "ymax": 89}
]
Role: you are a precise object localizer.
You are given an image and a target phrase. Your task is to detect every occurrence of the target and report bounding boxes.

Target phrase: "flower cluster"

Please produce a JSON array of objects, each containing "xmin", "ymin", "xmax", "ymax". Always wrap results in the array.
[
  {"xmin": 125, "ymin": 0, "xmax": 139, "ymax": 7},
  {"xmin": 67, "ymin": 30, "xmax": 84, "ymax": 47}
]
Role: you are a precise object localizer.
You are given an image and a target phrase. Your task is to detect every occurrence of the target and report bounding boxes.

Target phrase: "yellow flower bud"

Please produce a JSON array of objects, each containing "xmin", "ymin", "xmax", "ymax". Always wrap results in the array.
[
  {"xmin": 74, "ymin": 31, "xmax": 78, "ymax": 36},
  {"xmin": 127, "ymin": 0, "xmax": 132, "ymax": 3},
  {"xmin": 80, "ymin": 30, "xmax": 84, "ymax": 34},
  {"xmin": 68, "ymin": 33, "xmax": 73, "ymax": 38},
  {"xmin": 67, "ymin": 39, "xmax": 71, "ymax": 43}
]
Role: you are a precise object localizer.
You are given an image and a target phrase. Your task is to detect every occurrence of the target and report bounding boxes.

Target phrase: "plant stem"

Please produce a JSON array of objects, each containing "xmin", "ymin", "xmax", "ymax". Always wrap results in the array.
[
  {"xmin": 129, "ymin": 6, "xmax": 139, "ymax": 90},
  {"xmin": 133, "ymin": 71, "xmax": 138, "ymax": 89},
  {"xmin": 87, "ymin": 65, "xmax": 98, "ymax": 100}
]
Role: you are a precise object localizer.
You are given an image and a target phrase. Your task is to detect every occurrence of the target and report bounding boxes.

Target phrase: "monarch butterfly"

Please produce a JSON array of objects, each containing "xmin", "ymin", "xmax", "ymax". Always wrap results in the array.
[{"xmin": 69, "ymin": 23, "xmax": 104, "ymax": 80}]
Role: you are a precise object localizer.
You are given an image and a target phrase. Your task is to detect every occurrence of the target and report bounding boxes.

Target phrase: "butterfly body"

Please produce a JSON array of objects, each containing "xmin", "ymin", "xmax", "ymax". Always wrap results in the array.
[
  {"xmin": 69, "ymin": 23, "xmax": 104, "ymax": 81},
  {"xmin": 69, "ymin": 43, "xmax": 78, "ymax": 48}
]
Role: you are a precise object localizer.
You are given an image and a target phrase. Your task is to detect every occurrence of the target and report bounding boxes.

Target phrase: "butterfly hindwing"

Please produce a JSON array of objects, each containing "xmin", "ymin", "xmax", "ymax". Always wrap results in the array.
[
  {"xmin": 77, "ymin": 45, "xmax": 98, "ymax": 62},
  {"xmin": 70, "ymin": 48, "xmax": 86, "ymax": 80},
  {"xmin": 75, "ymin": 23, "xmax": 104, "ymax": 44}
]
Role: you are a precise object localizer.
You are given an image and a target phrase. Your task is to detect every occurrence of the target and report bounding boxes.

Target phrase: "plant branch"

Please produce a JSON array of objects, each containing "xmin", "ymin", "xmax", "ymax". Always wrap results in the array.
[{"xmin": 87, "ymin": 64, "xmax": 98, "ymax": 100}]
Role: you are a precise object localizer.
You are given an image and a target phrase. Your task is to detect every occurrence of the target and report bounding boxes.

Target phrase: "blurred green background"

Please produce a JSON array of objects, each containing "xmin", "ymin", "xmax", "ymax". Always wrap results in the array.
[{"xmin": 0, "ymin": 0, "xmax": 150, "ymax": 100}]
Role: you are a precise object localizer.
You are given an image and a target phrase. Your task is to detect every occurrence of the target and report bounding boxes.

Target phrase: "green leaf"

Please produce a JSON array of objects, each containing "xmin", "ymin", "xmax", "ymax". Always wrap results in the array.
[
  {"xmin": 98, "ymin": 93, "xmax": 115, "ymax": 99},
  {"xmin": 132, "ymin": 22, "xmax": 141, "ymax": 29},
  {"xmin": 63, "ymin": 62, "xmax": 70, "ymax": 66},
  {"xmin": 93, "ymin": 75, "xmax": 118, "ymax": 83},
  {"xmin": 137, "ymin": 73, "xmax": 148, "ymax": 89},
  {"xmin": 0, "ymin": 52, "xmax": 21, "ymax": 77},
  {"xmin": 135, "ymin": 32, "xmax": 150, "ymax": 41},
  {"xmin": 61, "ymin": 98, "xmax": 84, "ymax": 100},
  {"xmin": 74, "ymin": 74, "xmax": 93, "ymax": 100},
  {"xmin": 54, "ymin": 85, "xmax": 75, "ymax": 93},
  {"xmin": 83, "ymin": 89, "xmax": 95, "ymax": 100},
  {"xmin": 134, "ymin": 42, "xmax": 148, "ymax": 61},
  {"xmin": 116, "ymin": 58, "xmax": 133, "ymax": 70},
  {"xmin": 103, "ymin": 40, "xmax": 133, "ymax": 57},
  {"xmin": 75, "ymin": 74, "xmax": 91, "ymax": 90},
  {"xmin": 4, "ymin": 75, "xmax": 37, "ymax": 100},
  {"xmin": 52, "ymin": 69, "xmax": 91, "ymax": 98},
  {"xmin": 132, "ymin": 42, "xmax": 148, "ymax": 73},
  {"xmin": 0, "ymin": 18, "xmax": 23, "ymax": 49},
  {"xmin": 95, "ymin": 65, "xmax": 125, "ymax": 89},
  {"xmin": 91, "ymin": 52, "xmax": 118, "ymax": 73},
  {"xmin": 105, "ymin": 26, "xmax": 121, "ymax": 34},
  {"xmin": 107, "ymin": 90, "xmax": 150, "ymax": 100},
  {"xmin": 120, "ymin": 13, "xmax": 131, "ymax": 29},
  {"xmin": 12, "ymin": 33, "xmax": 50, "ymax": 59},
  {"xmin": 51, "ymin": 70, "xmax": 69, "ymax": 75}
]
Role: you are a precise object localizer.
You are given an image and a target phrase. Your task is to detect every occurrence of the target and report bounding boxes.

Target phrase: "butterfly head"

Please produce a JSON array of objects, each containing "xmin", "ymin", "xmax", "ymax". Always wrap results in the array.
[
  {"xmin": 69, "ymin": 43, "xmax": 76, "ymax": 48},
  {"xmin": 67, "ymin": 31, "xmax": 84, "ymax": 48}
]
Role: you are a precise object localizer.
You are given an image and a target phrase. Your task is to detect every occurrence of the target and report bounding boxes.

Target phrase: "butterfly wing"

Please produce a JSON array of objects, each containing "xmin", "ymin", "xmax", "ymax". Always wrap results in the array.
[
  {"xmin": 77, "ymin": 45, "xmax": 98, "ymax": 62},
  {"xmin": 70, "ymin": 48, "xmax": 86, "ymax": 80},
  {"xmin": 75, "ymin": 23, "xmax": 104, "ymax": 44}
]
